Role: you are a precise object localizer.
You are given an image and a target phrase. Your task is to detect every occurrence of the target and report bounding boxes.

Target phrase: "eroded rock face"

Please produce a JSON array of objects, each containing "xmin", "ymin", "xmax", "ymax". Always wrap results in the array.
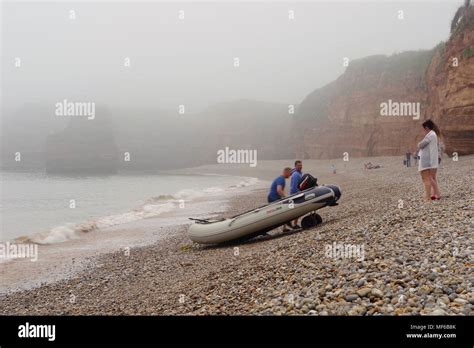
[
  {"xmin": 294, "ymin": 19, "xmax": 474, "ymax": 159},
  {"xmin": 425, "ymin": 27, "xmax": 474, "ymax": 156},
  {"xmin": 294, "ymin": 52, "xmax": 432, "ymax": 159}
]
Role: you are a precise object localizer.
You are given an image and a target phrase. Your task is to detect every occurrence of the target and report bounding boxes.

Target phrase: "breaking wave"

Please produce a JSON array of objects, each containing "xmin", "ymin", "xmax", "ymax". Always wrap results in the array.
[{"xmin": 19, "ymin": 176, "xmax": 259, "ymax": 245}]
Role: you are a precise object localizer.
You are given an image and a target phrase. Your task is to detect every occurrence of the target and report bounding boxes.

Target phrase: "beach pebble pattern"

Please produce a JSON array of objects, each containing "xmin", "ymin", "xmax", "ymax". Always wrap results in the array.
[{"xmin": 0, "ymin": 156, "xmax": 472, "ymax": 315}]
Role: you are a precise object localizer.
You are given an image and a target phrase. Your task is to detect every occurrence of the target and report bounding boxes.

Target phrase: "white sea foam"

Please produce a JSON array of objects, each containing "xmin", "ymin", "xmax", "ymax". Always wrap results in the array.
[
  {"xmin": 28, "ymin": 223, "xmax": 81, "ymax": 244},
  {"xmin": 19, "ymin": 176, "xmax": 259, "ymax": 245},
  {"xmin": 235, "ymin": 177, "xmax": 259, "ymax": 187}
]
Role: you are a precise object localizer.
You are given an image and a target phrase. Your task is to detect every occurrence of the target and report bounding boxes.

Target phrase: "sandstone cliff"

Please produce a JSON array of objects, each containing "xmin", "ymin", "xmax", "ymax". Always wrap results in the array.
[
  {"xmin": 294, "ymin": 4, "xmax": 474, "ymax": 159},
  {"xmin": 425, "ymin": 7, "xmax": 474, "ymax": 156},
  {"xmin": 294, "ymin": 52, "xmax": 432, "ymax": 159}
]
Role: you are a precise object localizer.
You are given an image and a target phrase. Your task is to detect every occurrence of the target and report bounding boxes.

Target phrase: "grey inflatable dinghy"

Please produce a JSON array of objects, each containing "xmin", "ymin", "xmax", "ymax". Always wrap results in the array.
[{"xmin": 188, "ymin": 184, "xmax": 341, "ymax": 244}]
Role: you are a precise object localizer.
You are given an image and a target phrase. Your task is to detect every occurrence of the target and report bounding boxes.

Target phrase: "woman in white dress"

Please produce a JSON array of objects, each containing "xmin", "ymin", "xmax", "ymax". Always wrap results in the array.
[
  {"xmin": 434, "ymin": 136, "xmax": 445, "ymax": 198},
  {"xmin": 417, "ymin": 119, "xmax": 441, "ymax": 201}
]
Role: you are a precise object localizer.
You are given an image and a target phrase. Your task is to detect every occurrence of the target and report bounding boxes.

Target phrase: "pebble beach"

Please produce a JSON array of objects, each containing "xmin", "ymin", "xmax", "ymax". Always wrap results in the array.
[{"xmin": 0, "ymin": 155, "xmax": 472, "ymax": 315}]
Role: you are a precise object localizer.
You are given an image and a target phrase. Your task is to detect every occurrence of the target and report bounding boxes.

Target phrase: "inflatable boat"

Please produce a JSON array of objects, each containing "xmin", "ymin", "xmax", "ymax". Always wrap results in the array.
[{"xmin": 187, "ymin": 184, "xmax": 341, "ymax": 244}]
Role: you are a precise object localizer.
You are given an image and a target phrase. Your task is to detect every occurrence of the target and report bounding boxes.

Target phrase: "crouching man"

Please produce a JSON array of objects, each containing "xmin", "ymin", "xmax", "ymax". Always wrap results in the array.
[
  {"xmin": 268, "ymin": 167, "xmax": 293, "ymax": 232},
  {"xmin": 290, "ymin": 160, "xmax": 303, "ymax": 229}
]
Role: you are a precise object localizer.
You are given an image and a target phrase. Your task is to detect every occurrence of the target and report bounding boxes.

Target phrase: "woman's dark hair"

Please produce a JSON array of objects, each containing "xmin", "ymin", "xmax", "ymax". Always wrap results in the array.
[{"xmin": 422, "ymin": 119, "xmax": 441, "ymax": 137}]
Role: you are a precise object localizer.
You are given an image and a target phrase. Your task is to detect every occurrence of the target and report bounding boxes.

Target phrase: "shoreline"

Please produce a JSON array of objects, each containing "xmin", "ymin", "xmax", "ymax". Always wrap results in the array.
[
  {"xmin": 0, "ymin": 155, "xmax": 472, "ymax": 315},
  {"xmin": 0, "ymin": 174, "xmax": 265, "ymax": 295},
  {"xmin": 1, "ymin": 172, "xmax": 261, "ymax": 244}
]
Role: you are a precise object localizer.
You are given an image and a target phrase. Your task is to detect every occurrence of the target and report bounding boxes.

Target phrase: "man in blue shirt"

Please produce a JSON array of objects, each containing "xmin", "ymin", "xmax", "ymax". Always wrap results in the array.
[
  {"xmin": 290, "ymin": 160, "xmax": 303, "ymax": 195},
  {"xmin": 268, "ymin": 167, "xmax": 293, "ymax": 232},
  {"xmin": 289, "ymin": 160, "xmax": 303, "ymax": 229},
  {"xmin": 268, "ymin": 167, "xmax": 292, "ymax": 203}
]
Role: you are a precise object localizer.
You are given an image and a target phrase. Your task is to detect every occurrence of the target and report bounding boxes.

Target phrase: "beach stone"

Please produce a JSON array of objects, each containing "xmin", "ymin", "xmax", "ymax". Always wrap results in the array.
[
  {"xmin": 345, "ymin": 294, "xmax": 359, "ymax": 302},
  {"xmin": 439, "ymin": 295, "xmax": 450, "ymax": 305},
  {"xmin": 453, "ymin": 298, "xmax": 468, "ymax": 305},
  {"xmin": 348, "ymin": 305, "xmax": 367, "ymax": 316},
  {"xmin": 357, "ymin": 288, "xmax": 372, "ymax": 298},
  {"xmin": 371, "ymin": 289, "xmax": 384, "ymax": 298},
  {"xmin": 424, "ymin": 301, "xmax": 436, "ymax": 309},
  {"xmin": 430, "ymin": 308, "xmax": 447, "ymax": 316},
  {"xmin": 443, "ymin": 287, "xmax": 454, "ymax": 295},
  {"xmin": 448, "ymin": 293, "xmax": 458, "ymax": 301},
  {"xmin": 420, "ymin": 285, "xmax": 433, "ymax": 294}
]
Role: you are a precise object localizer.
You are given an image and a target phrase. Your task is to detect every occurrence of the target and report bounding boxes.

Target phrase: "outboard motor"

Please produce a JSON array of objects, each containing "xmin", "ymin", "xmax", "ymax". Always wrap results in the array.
[
  {"xmin": 325, "ymin": 184, "xmax": 342, "ymax": 205},
  {"xmin": 298, "ymin": 173, "xmax": 318, "ymax": 191}
]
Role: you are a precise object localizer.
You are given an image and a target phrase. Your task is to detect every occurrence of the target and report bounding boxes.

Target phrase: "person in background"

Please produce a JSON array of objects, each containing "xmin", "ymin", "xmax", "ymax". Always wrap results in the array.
[
  {"xmin": 268, "ymin": 167, "xmax": 293, "ymax": 232},
  {"xmin": 434, "ymin": 123, "xmax": 444, "ymax": 198},
  {"xmin": 413, "ymin": 151, "xmax": 419, "ymax": 166},
  {"xmin": 290, "ymin": 160, "xmax": 303, "ymax": 229},
  {"xmin": 438, "ymin": 136, "xmax": 445, "ymax": 165},
  {"xmin": 417, "ymin": 119, "xmax": 441, "ymax": 201},
  {"xmin": 405, "ymin": 152, "xmax": 412, "ymax": 167}
]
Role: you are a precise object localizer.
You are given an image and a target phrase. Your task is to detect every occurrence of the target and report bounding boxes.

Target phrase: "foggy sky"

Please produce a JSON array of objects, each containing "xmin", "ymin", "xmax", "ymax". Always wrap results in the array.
[{"xmin": 2, "ymin": 0, "xmax": 461, "ymax": 114}]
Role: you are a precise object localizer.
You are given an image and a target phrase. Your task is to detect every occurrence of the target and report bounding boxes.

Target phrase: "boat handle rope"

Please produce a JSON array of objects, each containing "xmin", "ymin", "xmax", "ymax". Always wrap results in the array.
[
  {"xmin": 228, "ymin": 208, "xmax": 263, "ymax": 227},
  {"xmin": 227, "ymin": 191, "xmax": 309, "ymax": 227}
]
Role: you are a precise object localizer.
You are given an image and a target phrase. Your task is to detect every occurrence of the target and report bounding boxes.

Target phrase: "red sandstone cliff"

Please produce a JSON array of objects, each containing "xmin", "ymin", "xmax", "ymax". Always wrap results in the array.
[
  {"xmin": 294, "ymin": 53, "xmax": 431, "ymax": 159},
  {"xmin": 294, "ymin": 5, "xmax": 474, "ymax": 159},
  {"xmin": 425, "ymin": 11, "xmax": 474, "ymax": 156}
]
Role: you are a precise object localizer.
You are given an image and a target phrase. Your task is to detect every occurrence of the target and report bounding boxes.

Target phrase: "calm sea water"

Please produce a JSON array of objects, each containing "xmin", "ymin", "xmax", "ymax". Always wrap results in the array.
[{"xmin": 0, "ymin": 171, "xmax": 258, "ymax": 243}]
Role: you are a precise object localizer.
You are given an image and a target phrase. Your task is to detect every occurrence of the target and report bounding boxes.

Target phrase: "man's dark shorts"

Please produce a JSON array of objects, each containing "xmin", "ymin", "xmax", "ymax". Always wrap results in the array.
[{"xmin": 267, "ymin": 196, "xmax": 279, "ymax": 203}]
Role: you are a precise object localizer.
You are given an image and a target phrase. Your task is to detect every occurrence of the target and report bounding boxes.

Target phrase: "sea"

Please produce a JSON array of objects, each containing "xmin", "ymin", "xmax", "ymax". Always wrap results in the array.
[{"xmin": 0, "ymin": 170, "xmax": 260, "ymax": 244}]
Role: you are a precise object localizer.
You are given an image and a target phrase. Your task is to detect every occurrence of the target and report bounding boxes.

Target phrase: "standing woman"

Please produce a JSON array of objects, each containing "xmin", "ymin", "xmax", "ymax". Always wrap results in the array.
[
  {"xmin": 434, "ymin": 125, "xmax": 445, "ymax": 199},
  {"xmin": 417, "ymin": 119, "xmax": 441, "ymax": 201}
]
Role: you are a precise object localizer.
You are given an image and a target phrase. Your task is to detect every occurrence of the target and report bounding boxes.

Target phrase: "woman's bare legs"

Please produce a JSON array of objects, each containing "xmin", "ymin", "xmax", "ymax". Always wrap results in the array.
[
  {"xmin": 430, "ymin": 168, "xmax": 441, "ymax": 198},
  {"xmin": 421, "ymin": 170, "xmax": 432, "ymax": 201}
]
